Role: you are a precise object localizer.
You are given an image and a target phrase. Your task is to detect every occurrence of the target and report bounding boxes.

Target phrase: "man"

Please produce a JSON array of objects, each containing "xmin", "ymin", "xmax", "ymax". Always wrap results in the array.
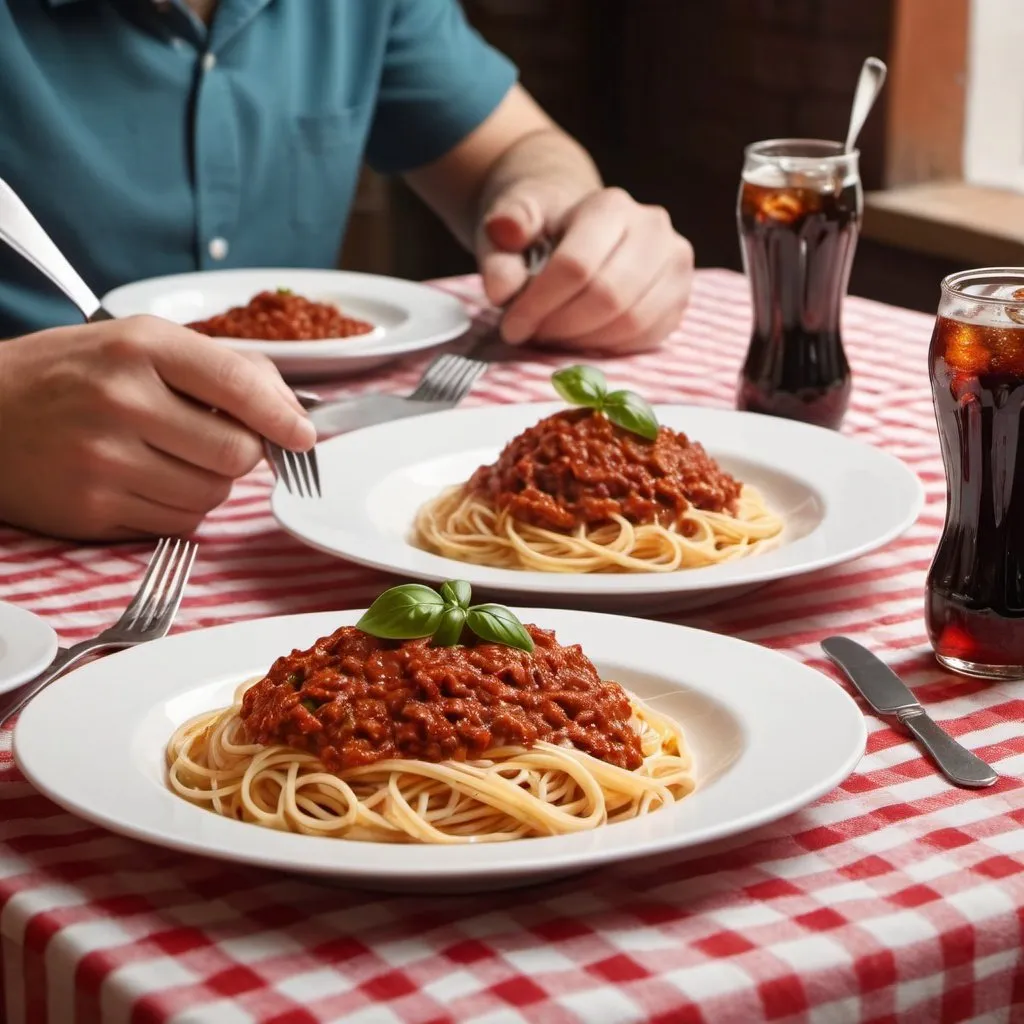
[{"xmin": 0, "ymin": 0, "xmax": 694, "ymax": 540}]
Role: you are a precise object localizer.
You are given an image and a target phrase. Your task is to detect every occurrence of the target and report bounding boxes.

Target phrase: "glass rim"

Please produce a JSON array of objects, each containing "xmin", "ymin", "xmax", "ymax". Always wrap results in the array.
[
  {"xmin": 941, "ymin": 267, "xmax": 1024, "ymax": 306},
  {"xmin": 744, "ymin": 138, "xmax": 859, "ymax": 165}
]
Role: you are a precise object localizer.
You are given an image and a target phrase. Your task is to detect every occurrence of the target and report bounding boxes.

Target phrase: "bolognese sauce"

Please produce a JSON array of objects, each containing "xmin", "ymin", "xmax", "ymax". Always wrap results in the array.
[
  {"xmin": 187, "ymin": 289, "xmax": 373, "ymax": 341},
  {"xmin": 467, "ymin": 408, "xmax": 742, "ymax": 533},
  {"xmin": 239, "ymin": 625, "xmax": 643, "ymax": 771}
]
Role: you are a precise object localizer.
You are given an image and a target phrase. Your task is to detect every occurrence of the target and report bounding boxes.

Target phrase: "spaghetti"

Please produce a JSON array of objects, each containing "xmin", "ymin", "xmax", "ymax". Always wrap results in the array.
[
  {"xmin": 165, "ymin": 620, "xmax": 694, "ymax": 844},
  {"xmin": 167, "ymin": 689, "xmax": 691, "ymax": 844},
  {"xmin": 414, "ymin": 408, "xmax": 784, "ymax": 574}
]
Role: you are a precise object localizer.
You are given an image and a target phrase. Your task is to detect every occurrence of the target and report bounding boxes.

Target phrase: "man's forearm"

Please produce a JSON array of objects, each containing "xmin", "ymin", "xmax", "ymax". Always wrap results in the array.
[
  {"xmin": 471, "ymin": 127, "xmax": 603, "ymax": 245},
  {"xmin": 406, "ymin": 84, "xmax": 605, "ymax": 253}
]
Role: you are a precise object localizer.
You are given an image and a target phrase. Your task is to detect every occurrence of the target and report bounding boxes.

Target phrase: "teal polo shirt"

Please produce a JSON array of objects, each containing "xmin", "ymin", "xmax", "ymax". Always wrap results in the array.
[{"xmin": 0, "ymin": 0, "xmax": 517, "ymax": 337}]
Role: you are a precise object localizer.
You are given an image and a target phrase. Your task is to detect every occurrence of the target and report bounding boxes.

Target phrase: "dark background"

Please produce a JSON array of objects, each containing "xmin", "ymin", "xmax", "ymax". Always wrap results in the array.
[{"xmin": 343, "ymin": 0, "xmax": 960, "ymax": 312}]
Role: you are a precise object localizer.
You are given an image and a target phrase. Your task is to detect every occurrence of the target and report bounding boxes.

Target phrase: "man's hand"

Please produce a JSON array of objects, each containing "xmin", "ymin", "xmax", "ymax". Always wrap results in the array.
[
  {"xmin": 403, "ymin": 85, "xmax": 693, "ymax": 354},
  {"xmin": 478, "ymin": 182, "xmax": 694, "ymax": 354},
  {"xmin": 0, "ymin": 317, "xmax": 315, "ymax": 540}
]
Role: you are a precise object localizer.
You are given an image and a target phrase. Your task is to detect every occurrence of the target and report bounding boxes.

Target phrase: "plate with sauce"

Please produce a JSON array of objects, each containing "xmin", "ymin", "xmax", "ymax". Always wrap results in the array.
[
  {"xmin": 102, "ymin": 268, "xmax": 471, "ymax": 381},
  {"xmin": 0, "ymin": 601, "xmax": 58, "ymax": 695},
  {"xmin": 272, "ymin": 402, "xmax": 925, "ymax": 613},
  {"xmin": 13, "ymin": 606, "xmax": 865, "ymax": 891}
]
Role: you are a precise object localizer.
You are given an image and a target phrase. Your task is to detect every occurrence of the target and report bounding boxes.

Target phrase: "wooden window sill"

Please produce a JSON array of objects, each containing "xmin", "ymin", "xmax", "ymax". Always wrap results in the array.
[{"xmin": 863, "ymin": 182, "xmax": 1024, "ymax": 265}]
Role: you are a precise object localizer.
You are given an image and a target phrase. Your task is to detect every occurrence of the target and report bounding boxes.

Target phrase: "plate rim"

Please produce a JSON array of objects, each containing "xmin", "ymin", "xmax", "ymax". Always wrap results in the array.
[
  {"xmin": 272, "ymin": 401, "xmax": 926, "ymax": 598},
  {"xmin": 0, "ymin": 600, "xmax": 58, "ymax": 695},
  {"xmin": 101, "ymin": 267, "xmax": 472, "ymax": 361},
  {"xmin": 13, "ymin": 608, "xmax": 867, "ymax": 883}
]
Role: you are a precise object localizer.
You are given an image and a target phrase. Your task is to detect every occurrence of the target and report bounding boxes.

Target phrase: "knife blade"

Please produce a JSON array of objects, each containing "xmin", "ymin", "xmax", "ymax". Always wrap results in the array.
[
  {"xmin": 307, "ymin": 393, "xmax": 456, "ymax": 436},
  {"xmin": 821, "ymin": 636, "xmax": 998, "ymax": 789}
]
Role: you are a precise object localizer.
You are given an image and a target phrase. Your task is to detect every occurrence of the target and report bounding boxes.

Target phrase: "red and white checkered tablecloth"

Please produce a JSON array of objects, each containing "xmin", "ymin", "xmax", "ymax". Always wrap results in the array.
[{"xmin": 0, "ymin": 268, "xmax": 1021, "ymax": 1024}]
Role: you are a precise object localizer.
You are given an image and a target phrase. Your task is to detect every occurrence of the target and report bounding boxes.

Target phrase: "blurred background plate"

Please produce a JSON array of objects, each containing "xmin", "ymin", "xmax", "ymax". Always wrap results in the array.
[
  {"xmin": 103, "ymin": 268, "xmax": 471, "ymax": 381},
  {"xmin": 0, "ymin": 601, "xmax": 57, "ymax": 695}
]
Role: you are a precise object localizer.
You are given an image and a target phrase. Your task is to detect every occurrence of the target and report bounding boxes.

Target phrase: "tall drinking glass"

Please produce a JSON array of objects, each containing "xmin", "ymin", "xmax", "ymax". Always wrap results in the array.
[
  {"xmin": 927, "ymin": 269, "xmax": 1024, "ymax": 679},
  {"xmin": 737, "ymin": 139, "xmax": 862, "ymax": 430}
]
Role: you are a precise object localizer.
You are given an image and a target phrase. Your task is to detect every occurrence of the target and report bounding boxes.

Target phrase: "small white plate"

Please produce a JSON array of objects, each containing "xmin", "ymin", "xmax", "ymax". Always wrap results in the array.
[
  {"xmin": 13, "ymin": 609, "xmax": 865, "ymax": 891},
  {"xmin": 102, "ymin": 268, "xmax": 471, "ymax": 381},
  {"xmin": 0, "ymin": 601, "xmax": 58, "ymax": 695},
  {"xmin": 272, "ymin": 403, "xmax": 925, "ymax": 613}
]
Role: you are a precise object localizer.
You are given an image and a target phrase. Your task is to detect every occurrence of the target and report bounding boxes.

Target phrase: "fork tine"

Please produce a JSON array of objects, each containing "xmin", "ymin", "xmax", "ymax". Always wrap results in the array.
[
  {"xmin": 147, "ymin": 539, "xmax": 198, "ymax": 634},
  {"xmin": 114, "ymin": 538, "xmax": 172, "ymax": 626},
  {"xmin": 409, "ymin": 355, "xmax": 454, "ymax": 402},
  {"xmin": 300, "ymin": 449, "xmax": 321, "ymax": 498},
  {"xmin": 283, "ymin": 450, "xmax": 308, "ymax": 498},
  {"xmin": 128, "ymin": 537, "xmax": 185, "ymax": 630},
  {"xmin": 427, "ymin": 356, "xmax": 484, "ymax": 403},
  {"xmin": 305, "ymin": 448, "xmax": 322, "ymax": 497},
  {"xmin": 447, "ymin": 361, "xmax": 485, "ymax": 403},
  {"xmin": 267, "ymin": 442, "xmax": 296, "ymax": 494},
  {"xmin": 292, "ymin": 449, "xmax": 315, "ymax": 499},
  {"xmin": 427, "ymin": 355, "xmax": 475, "ymax": 402}
]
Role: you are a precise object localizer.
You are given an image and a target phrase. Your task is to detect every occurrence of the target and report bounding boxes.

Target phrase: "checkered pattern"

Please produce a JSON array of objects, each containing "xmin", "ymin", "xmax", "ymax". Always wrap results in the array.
[{"xmin": 1, "ymin": 269, "xmax": 1021, "ymax": 1024}]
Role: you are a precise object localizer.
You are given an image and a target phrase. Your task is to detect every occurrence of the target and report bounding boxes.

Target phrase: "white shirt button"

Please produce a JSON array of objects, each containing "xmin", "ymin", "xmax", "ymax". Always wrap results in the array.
[
  {"xmin": 208, "ymin": 237, "xmax": 229, "ymax": 261},
  {"xmin": 201, "ymin": 52, "xmax": 217, "ymax": 72}
]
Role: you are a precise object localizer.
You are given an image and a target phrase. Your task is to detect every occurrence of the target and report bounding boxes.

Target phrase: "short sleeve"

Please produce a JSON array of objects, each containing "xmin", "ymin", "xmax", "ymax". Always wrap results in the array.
[{"xmin": 366, "ymin": 0, "xmax": 518, "ymax": 176}]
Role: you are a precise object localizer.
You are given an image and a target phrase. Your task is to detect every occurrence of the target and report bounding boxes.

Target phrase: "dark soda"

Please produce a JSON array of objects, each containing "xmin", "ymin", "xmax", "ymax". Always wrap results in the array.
[
  {"xmin": 926, "ymin": 309, "xmax": 1024, "ymax": 677},
  {"xmin": 737, "ymin": 175, "xmax": 860, "ymax": 430}
]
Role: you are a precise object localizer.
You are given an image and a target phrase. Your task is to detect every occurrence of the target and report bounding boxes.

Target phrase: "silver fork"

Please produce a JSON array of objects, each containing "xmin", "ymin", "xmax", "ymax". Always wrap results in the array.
[
  {"xmin": 382, "ymin": 240, "xmax": 553, "ymax": 405},
  {"xmin": 408, "ymin": 353, "xmax": 487, "ymax": 403},
  {"xmin": 282, "ymin": 240, "xmax": 552, "ymax": 440},
  {"xmin": 0, "ymin": 537, "xmax": 198, "ymax": 726},
  {"xmin": 263, "ymin": 391, "xmax": 322, "ymax": 499}
]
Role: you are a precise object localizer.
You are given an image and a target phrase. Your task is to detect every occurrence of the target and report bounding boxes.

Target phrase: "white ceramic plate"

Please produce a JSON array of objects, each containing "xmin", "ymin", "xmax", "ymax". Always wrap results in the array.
[
  {"xmin": 0, "ymin": 601, "xmax": 58, "ymax": 695},
  {"xmin": 102, "ymin": 268, "xmax": 471, "ymax": 381},
  {"xmin": 272, "ymin": 403, "xmax": 925, "ymax": 613},
  {"xmin": 14, "ymin": 609, "xmax": 865, "ymax": 891}
]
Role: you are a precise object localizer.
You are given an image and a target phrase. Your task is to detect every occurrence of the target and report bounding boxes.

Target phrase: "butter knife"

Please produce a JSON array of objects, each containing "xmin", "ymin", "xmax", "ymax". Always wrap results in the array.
[
  {"xmin": 822, "ymin": 636, "xmax": 998, "ymax": 789},
  {"xmin": 307, "ymin": 394, "xmax": 457, "ymax": 436}
]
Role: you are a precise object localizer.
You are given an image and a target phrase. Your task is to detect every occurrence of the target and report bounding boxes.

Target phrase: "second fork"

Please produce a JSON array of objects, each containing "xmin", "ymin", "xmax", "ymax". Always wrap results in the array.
[{"xmin": 264, "ymin": 391, "xmax": 323, "ymax": 499}]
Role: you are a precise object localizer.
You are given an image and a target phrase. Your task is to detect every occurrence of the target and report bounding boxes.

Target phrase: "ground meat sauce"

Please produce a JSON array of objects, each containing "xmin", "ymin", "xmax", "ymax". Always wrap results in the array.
[
  {"xmin": 187, "ymin": 289, "xmax": 374, "ymax": 341},
  {"xmin": 240, "ymin": 625, "xmax": 643, "ymax": 771},
  {"xmin": 468, "ymin": 408, "xmax": 742, "ymax": 533}
]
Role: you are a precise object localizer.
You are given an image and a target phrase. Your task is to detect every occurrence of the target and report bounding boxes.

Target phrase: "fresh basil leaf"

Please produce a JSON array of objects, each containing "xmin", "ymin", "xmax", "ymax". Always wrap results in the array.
[
  {"xmin": 276, "ymin": 287, "xmax": 292, "ymax": 295},
  {"xmin": 466, "ymin": 604, "xmax": 535, "ymax": 653},
  {"xmin": 551, "ymin": 365, "xmax": 608, "ymax": 410},
  {"xmin": 432, "ymin": 606, "xmax": 467, "ymax": 647},
  {"xmin": 439, "ymin": 580, "xmax": 472, "ymax": 610},
  {"xmin": 603, "ymin": 389, "xmax": 659, "ymax": 441},
  {"xmin": 356, "ymin": 584, "xmax": 445, "ymax": 639}
]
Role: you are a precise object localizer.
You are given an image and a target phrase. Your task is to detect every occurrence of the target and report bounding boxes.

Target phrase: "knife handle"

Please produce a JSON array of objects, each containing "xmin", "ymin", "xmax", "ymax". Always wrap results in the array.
[{"xmin": 898, "ymin": 710, "xmax": 998, "ymax": 788}]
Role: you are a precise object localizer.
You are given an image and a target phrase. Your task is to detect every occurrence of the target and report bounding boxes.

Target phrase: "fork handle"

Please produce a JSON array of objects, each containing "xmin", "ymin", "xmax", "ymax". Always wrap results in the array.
[{"xmin": 0, "ymin": 637, "xmax": 114, "ymax": 727}]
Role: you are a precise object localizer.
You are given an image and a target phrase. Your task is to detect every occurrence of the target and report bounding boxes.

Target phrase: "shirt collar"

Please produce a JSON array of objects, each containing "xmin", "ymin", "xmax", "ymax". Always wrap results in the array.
[{"xmin": 46, "ymin": 0, "xmax": 273, "ymax": 51}]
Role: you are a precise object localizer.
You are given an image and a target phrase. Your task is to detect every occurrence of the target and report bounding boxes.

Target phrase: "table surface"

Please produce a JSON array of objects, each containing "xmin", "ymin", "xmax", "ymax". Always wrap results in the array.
[{"xmin": 0, "ymin": 269, "xmax": 1020, "ymax": 1024}]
